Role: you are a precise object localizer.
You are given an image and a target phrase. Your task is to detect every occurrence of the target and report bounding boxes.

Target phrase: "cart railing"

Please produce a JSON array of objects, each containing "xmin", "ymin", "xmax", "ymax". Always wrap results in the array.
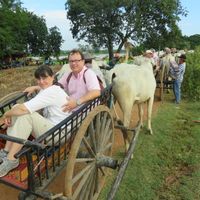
[{"xmin": 0, "ymin": 85, "xmax": 112, "ymax": 198}]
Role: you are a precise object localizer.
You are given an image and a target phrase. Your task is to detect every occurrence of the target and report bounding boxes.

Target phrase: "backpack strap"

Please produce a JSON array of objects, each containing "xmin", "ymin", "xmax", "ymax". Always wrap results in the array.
[
  {"xmin": 66, "ymin": 68, "xmax": 104, "ymax": 90},
  {"xmin": 66, "ymin": 69, "xmax": 88, "ymax": 85},
  {"xmin": 66, "ymin": 72, "xmax": 73, "ymax": 85},
  {"xmin": 83, "ymin": 69, "xmax": 88, "ymax": 84}
]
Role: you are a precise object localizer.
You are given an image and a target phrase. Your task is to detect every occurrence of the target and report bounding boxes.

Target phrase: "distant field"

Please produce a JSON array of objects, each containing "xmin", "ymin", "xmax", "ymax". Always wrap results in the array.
[{"xmin": 0, "ymin": 65, "xmax": 61, "ymax": 99}]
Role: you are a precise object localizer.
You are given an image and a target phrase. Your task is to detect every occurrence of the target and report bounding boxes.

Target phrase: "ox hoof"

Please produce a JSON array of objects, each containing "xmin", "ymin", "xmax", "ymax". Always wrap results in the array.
[
  {"xmin": 130, "ymin": 153, "xmax": 134, "ymax": 159},
  {"xmin": 136, "ymin": 121, "xmax": 143, "ymax": 128},
  {"xmin": 149, "ymin": 130, "xmax": 153, "ymax": 135}
]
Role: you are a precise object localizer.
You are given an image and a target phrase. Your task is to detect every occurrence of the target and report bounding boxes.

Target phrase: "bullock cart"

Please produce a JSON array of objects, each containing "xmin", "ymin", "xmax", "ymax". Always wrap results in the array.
[
  {"xmin": 155, "ymin": 64, "xmax": 174, "ymax": 102},
  {"xmin": 0, "ymin": 86, "xmax": 140, "ymax": 200}
]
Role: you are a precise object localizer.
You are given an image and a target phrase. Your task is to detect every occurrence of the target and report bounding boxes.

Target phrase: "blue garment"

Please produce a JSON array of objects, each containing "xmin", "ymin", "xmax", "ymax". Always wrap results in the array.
[
  {"xmin": 171, "ymin": 62, "xmax": 186, "ymax": 103},
  {"xmin": 173, "ymin": 79, "xmax": 181, "ymax": 104},
  {"xmin": 176, "ymin": 63, "xmax": 186, "ymax": 82}
]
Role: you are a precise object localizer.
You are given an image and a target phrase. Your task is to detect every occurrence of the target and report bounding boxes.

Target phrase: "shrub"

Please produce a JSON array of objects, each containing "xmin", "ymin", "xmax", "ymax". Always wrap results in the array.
[{"xmin": 182, "ymin": 46, "xmax": 200, "ymax": 101}]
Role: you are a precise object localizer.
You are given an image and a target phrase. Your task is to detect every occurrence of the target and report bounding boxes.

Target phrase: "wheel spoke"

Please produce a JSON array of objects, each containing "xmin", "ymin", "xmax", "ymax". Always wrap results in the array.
[
  {"xmin": 102, "ymin": 129, "xmax": 113, "ymax": 151},
  {"xmin": 88, "ymin": 168, "xmax": 96, "ymax": 199},
  {"xmin": 100, "ymin": 119, "xmax": 112, "ymax": 151},
  {"xmin": 100, "ymin": 112, "xmax": 108, "ymax": 139},
  {"xmin": 88, "ymin": 121, "xmax": 97, "ymax": 153},
  {"xmin": 82, "ymin": 136, "xmax": 96, "ymax": 157},
  {"xmin": 100, "ymin": 142, "xmax": 112, "ymax": 154},
  {"xmin": 72, "ymin": 163, "xmax": 95, "ymax": 199},
  {"xmin": 94, "ymin": 166, "xmax": 99, "ymax": 194},
  {"xmin": 81, "ymin": 167, "xmax": 96, "ymax": 200},
  {"xmin": 99, "ymin": 113, "xmax": 108, "ymax": 149},
  {"xmin": 95, "ymin": 113, "xmax": 101, "ymax": 151},
  {"xmin": 72, "ymin": 162, "xmax": 94, "ymax": 185},
  {"xmin": 104, "ymin": 118, "xmax": 112, "ymax": 136}
]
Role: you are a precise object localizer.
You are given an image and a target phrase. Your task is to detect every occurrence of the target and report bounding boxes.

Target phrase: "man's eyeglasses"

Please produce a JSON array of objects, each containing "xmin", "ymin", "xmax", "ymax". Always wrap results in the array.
[{"xmin": 69, "ymin": 59, "xmax": 82, "ymax": 64}]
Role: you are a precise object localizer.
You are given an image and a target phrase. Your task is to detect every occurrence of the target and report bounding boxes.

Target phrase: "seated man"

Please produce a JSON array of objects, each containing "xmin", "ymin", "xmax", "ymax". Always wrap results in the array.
[
  {"xmin": 0, "ymin": 65, "xmax": 71, "ymax": 177},
  {"xmin": 58, "ymin": 49, "xmax": 101, "ymax": 111}
]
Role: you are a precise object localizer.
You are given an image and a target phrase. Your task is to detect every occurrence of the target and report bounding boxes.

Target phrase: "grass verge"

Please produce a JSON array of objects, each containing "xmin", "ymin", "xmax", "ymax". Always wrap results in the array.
[{"xmin": 100, "ymin": 100, "xmax": 200, "ymax": 200}]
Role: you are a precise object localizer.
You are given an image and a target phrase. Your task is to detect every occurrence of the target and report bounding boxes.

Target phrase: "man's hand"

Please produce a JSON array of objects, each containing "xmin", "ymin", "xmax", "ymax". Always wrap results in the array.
[{"xmin": 62, "ymin": 97, "xmax": 77, "ymax": 112}]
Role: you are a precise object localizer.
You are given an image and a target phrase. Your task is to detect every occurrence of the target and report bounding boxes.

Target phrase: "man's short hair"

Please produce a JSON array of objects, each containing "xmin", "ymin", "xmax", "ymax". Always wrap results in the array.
[{"xmin": 68, "ymin": 49, "xmax": 84, "ymax": 60}]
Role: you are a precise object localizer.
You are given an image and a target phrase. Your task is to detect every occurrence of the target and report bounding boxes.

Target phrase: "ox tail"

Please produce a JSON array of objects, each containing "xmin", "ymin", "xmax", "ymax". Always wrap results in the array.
[
  {"xmin": 112, "ymin": 72, "xmax": 116, "ymax": 82},
  {"xmin": 110, "ymin": 72, "xmax": 117, "ymax": 112}
]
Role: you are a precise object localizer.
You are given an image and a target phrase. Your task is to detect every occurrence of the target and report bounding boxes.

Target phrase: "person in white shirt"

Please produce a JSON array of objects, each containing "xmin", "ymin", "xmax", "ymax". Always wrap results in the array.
[{"xmin": 0, "ymin": 65, "xmax": 71, "ymax": 177}]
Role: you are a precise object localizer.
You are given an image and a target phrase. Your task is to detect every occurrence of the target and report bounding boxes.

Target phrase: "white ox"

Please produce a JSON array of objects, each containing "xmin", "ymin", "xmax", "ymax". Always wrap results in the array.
[
  {"xmin": 104, "ymin": 62, "xmax": 156, "ymax": 150},
  {"xmin": 160, "ymin": 53, "xmax": 175, "ymax": 76}
]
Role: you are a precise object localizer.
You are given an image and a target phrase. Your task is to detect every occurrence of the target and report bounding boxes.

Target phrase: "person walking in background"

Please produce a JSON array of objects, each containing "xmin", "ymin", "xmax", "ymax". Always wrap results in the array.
[
  {"xmin": 124, "ymin": 38, "xmax": 134, "ymax": 63},
  {"xmin": 170, "ymin": 54, "xmax": 186, "ymax": 104}
]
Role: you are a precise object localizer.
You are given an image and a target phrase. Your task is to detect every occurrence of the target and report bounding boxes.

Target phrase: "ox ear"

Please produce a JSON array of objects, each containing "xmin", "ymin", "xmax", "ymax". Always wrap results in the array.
[{"xmin": 111, "ymin": 73, "xmax": 116, "ymax": 81}]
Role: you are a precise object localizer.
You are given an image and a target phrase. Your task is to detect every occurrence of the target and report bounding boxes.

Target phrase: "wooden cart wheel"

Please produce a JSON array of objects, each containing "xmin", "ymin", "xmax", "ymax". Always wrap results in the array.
[
  {"xmin": 0, "ymin": 91, "xmax": 23, "ymax": 105},
  {"xmin": 64, "ymin": 105, "xmax": 114, "ymax": 200}
]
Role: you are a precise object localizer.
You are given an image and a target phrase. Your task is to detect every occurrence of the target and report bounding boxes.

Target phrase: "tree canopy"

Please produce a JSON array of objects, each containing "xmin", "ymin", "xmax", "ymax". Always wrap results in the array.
[
  {"xmin": 185, "ymin": 34, "xmax": 200, "ymax": 50},
  {"xmin": 0, "ymin": 0, "xmax": 63, "ymax": 61},
  {"xmin": 45, "ymin": 26, "xmax": 64, "ymax": 58},
  {"xmin": 65, "ymin": 0, "xmax": 187, "ymax": 59}
]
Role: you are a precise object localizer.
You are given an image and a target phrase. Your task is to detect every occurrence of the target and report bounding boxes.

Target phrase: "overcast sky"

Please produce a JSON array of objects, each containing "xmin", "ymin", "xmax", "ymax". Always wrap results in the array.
[{"xmin": 21, "ymin": 0, "xmax": 200, "ymax": 50}]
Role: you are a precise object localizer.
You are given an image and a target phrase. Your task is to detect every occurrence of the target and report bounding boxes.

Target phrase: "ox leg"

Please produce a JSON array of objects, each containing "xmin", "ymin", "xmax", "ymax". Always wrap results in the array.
[
  {"xmin": 122, "ymin": 107, "xmax": 134, "ymax": 152},
  {"xmin": 147, "ymin": 97, "xmax": 154, "ymax": 135},
  {"xmin": 137, "ymin": 103, "xmax": 144, "ymax": 128},
  {"xmin": 114, "ymin": 90, "xmax": 134, "ymax": 154},
  {"xmin": 115, "ymin": 119, "xmax": 130, "ymax": 153}
]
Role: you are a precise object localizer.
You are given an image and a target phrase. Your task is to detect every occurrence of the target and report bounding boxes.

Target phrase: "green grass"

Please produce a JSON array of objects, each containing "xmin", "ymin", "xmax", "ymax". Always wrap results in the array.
[{"xmin": 100, "ymin": 100, "xmax": 200, "ymax": 200}]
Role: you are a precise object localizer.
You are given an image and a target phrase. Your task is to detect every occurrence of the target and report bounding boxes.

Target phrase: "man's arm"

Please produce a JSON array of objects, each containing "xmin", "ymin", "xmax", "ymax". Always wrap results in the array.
[
  {"xmin": 77, "ymin": 90, "xmax": 100, "ymax": 105},
  {"xmin": 62, "ymin": 90, "xmax": 100, "ymax": 112}
]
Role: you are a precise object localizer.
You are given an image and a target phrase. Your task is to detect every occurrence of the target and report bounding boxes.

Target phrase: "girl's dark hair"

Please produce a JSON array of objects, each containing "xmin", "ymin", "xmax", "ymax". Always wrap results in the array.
[
  {"xmin": 34, "ymin": 65, "xmax": 64, "ymax": 89},
  {"xmin": 34, "ymin": 65, "xmax": 53, "ymax": 79}
]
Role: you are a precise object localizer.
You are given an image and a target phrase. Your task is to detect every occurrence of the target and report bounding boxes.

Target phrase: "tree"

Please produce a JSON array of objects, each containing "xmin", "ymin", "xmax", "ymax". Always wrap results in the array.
[
  {"xmin": 186, "ymin": 34, "xmax": 200, "ymax": 49},
  {"xmin": 0, "ymin": 0, "xmax": 28, "ymax": 58},
  {"xmin": 0, "ymin": 0, "xmax": 64, "ymax": 64},
  {"xmin": 44, "ymin": 26, "xmax": 64, "ymax": 58},
  {"xmin": 182, "ymin": 46, "xmax": 200, "ymax": 101},
  {"xmin": 143, "ymin": 24, "xmax": 185, "ymax": 50},
  {"xmin": 65, "ymin": 0, "xmax": 187, "ymax": 59},
  {"xmin": 26, "ymin": 12, "xmax": 48, "ymax": 55}
]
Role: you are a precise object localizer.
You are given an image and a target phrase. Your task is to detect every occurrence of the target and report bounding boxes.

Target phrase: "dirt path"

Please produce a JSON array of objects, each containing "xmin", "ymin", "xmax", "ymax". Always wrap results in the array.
[{"xmin": 0, "ymin": 91, "xmax": 161, "ymax": 199}]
